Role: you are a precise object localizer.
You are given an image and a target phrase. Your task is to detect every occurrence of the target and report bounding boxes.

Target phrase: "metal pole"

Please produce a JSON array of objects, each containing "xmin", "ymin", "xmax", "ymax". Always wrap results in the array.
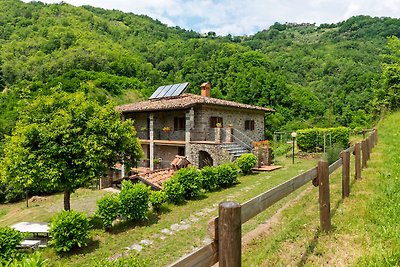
[{"xmin": 292, "ymin": 136, "xmax": 295, "ymax": 164}]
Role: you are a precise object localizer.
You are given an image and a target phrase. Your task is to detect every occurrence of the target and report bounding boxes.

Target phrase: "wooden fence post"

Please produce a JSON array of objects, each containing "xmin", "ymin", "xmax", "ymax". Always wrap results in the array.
[
  {"xmin": 341, "ymin": 150, "xmax": 350, "ymax": 198},
  {"xmin": 362, "ymin": 140, "xmax": 367, "ymax": 169},
  {"xmin": 317, "ymin": 160, "xmax": 331, "ymax": 232},
  {"xmin": 374, "ymin": 128, "xmax": 378, "ymax": 145},
  {"xmin": 366, "ymin": 136, "xmax": 370, "ymax": 161},
  {"xmin": 369, "ymin": 134, "xmax": 374, "ymax": 152},
  {"xmin": 218, "ymin": 202, "xmax": 241, "ymax": 267},
  {"xmin": 370, "ymin": 132, "xmax": 375, "ymax": 149},
  {"xmin": 355, "ymin": 142, "xmax": 361, "ymax": 180}
]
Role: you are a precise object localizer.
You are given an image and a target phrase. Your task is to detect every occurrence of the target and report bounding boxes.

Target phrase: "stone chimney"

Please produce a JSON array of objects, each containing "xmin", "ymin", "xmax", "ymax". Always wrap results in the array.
[{"xmin": 201, "ymin": 82, "xmax": 211, "ymax": 97}]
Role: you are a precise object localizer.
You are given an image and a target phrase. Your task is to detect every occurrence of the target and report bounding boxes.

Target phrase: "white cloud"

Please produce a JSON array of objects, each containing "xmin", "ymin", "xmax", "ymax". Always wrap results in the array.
[{"xmin": 22, "ymin": 0, "xmax": 400, "ymax": 35}]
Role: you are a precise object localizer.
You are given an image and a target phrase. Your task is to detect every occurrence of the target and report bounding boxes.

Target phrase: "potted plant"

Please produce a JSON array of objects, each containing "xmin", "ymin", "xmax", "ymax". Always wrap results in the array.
[
  {"xmin": 153, "ymin": 158, "xmax": 161, "ymax": 169},
  {"xmin": 215, "ymin": 122, "xmax": 222, "ymax": 128}
]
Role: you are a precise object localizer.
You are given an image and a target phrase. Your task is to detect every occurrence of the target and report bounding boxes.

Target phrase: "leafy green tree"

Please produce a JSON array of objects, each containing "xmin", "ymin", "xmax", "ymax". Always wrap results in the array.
[{"xmin": 0, "ymin": 90, "xmax": 142, "ymax": 210}]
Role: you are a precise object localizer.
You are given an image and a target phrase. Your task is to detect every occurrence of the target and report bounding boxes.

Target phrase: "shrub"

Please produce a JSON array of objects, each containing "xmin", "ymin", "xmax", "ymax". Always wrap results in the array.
[
  {"xmin": 96, "ymin": 193, "xmax": 120, "ymax": 229},
  {"xmin": 199, "ymin": 166, "xmax": 219, "ymax": 191},
  {"xmin": 119, "ymin": 181, "xmax": 150, "ymax": 221},
  {"xmin": 49, "ymin": 210, "xmax": 90, "ymax": 253},
  {"xmin": 236, "ymin": 153, "xmax": 257, "ymax": 175},
  {"xmin": 324, "ymin": 143, "xmax": 344, "ymax": 164},
  {"xmin": 149, "ymin": 190, "xmax": 167, "ymax": 212},
  {"xmin": 0, "ymin": 226, "xmax": 23, "ymax": 262},
  {"xmin": 7, "ymin": 252, "xmax": 48, "ymax": 267},
  {"xmin": 172, "ymin": 167, "xmax": 201, "ymax": 199},
  {"xmin": 164, "ymin": 178, "xmax": 185, "ymax": 204},
  {"xmin": 215, "ymin": 163, "xmax": 239, "ymax": 188},
  {"xmin": 297, "ymin": 127, "xmax": 350, "ymax": 152}
]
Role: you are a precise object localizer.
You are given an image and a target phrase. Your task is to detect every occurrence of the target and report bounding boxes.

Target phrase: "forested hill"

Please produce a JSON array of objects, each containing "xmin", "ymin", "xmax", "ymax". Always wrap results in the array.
[{"xmin": 1, "ymin": 0, "xmax": 400, "ymax": 150}]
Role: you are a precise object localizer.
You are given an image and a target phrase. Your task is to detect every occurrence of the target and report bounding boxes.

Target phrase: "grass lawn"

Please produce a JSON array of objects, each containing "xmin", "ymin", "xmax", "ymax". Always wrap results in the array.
[
  {"xmin": 0, "ymin": 156, "xmax": 317, "ymax": 266},
  {"xmin": 242, "ymin": 112, "xmax": 400, "ymax": 266}
]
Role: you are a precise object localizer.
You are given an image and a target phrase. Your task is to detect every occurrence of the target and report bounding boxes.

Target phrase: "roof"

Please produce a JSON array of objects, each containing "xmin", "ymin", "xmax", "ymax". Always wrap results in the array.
[
  {"xmin": 116, "ymin": 93, "xmax": 273, "ymax": 113},
  {"xmin": 131, "ymin": 169, "xmax": 176, "ymax": 190}
]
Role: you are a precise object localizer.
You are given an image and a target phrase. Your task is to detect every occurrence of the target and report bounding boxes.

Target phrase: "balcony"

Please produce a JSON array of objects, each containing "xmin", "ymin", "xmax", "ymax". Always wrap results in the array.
[{"xmin": 136, "ymin": 127, "xmax": 233, "ymax": 144}]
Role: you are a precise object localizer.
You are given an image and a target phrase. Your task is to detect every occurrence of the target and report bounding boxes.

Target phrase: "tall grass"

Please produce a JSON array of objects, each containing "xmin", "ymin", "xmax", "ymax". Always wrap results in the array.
[
  {"xmin": 242, "ymin": 111, "xmax": 400, "ymax": 266},
  {"xmin": 357, "ymin": 112, "xmax": 400, "ymax": 265}
]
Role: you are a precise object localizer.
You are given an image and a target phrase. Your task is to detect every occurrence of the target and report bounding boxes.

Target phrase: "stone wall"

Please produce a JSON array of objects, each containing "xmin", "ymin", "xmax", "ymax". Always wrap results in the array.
[
  {"xmin": 193, "ymin": 106, "xmax": 265, "ymax": 142},
  {"xmin": 188, "ymin": 143, "xmax": 231, "ymax": 167},
  {"xmin": 154, "ymin": 145, "xmax": 183, "ymax": 169}
]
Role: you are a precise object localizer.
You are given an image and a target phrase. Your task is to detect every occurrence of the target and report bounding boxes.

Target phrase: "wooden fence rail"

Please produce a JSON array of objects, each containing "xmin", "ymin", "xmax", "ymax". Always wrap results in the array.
[{"xmin": 169, "ymin": 129, "xmax": 377, "ymax": 267}]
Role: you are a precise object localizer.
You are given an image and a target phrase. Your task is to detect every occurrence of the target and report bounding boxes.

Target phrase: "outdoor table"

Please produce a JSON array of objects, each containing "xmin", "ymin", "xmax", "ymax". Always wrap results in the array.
[{"xmin": 11, "ymin": 222, "xmax": 50, "ymax": 237}]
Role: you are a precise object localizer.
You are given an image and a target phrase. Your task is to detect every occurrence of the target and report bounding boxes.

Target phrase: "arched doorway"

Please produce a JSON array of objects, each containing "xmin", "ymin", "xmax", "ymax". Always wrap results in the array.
[{"xmin": 199, "ymin": 151, "xmax": 213, "ymax": 168}]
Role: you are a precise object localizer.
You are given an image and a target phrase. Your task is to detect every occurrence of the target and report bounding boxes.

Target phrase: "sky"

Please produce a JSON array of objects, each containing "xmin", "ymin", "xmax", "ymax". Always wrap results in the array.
[{"xmin": 23, "ymin": 0, "xmax": 400, "ymax": 36}]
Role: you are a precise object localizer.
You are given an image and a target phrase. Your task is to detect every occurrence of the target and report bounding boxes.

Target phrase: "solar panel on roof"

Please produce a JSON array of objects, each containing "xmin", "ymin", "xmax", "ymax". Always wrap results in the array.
[{"xmin": 149, "ymin": 82, "xmax": 190, "ymax": 99}]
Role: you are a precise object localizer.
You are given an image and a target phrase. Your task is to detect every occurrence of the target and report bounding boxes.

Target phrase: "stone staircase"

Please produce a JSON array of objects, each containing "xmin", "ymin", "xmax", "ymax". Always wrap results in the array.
[{"xmin": 221, "ymin": 143, "xmax": 251, "ymax": 160}]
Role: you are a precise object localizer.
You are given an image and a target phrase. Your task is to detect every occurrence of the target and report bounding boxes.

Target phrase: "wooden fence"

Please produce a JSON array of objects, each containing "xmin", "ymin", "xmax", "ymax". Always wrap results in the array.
[{"xmin": 169, "ymin": 129, "xmax": 378, "ymax": 267}]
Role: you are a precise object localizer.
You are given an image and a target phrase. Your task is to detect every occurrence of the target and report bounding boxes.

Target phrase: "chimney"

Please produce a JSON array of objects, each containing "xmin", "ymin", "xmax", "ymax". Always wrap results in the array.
[{"xmin": 201, "ymin": 82, "xmax": 211, "ymax": 97}]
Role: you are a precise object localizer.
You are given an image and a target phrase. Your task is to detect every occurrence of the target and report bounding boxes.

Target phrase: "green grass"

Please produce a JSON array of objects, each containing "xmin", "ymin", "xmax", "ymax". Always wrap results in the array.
[
  {"xmin": 242, "ymin": 112, "xmax": 400, "ymax": 266},
  {"xmin": 0, "ymin": 156, "xmax": 317, "ymax": 266},
  {"xmin": 0, "ymin": 208, "xmax": 8, "ymax": 219}
]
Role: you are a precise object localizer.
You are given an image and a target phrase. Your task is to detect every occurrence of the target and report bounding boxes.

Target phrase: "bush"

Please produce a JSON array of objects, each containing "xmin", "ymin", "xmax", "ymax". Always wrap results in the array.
[
  {"xmin": 172, "ymin": 167, "xmax": 201, "ymax": 199},
  {"xmin": 164, "ymin": 178, "xmax": 185, "ymax": 204},
  {"xmin": 7, "ymin": 252, "xmax": 48, "ymax": 267},
  {"xmin": 119, "ymin": 181, "xmax": 150, "ymax": 221},
  {"xmin": 235, "ymin": 153, "xmax": 257, "ymax": 175},
  {"xmin": 199, "ymin": 166, "xmax": 219, "ymax": 191},
  {"xmin": 215, "ymin": 163, "xmax": 239, "ymax": 188},
  {"xmin": 324, "ymin": 143, "xmax": 344, "ymax": 164},
  {"xmin": 49, "ymin": 210, "xmax": 90, "ymax": 253},
  {"xmin": 0, "ymin": 226, "xmax": 23, "ymax": 262},
  {"xmin": 96, "ymin": 193, "xmax": 120, "ymax": 229},
  {"xmin": 297, "ymin": 127, "xmax": 350, "ymax": 152},
  {"xmin": 149, "ymin": 190, "xmax": 166, "ymax": 212}
]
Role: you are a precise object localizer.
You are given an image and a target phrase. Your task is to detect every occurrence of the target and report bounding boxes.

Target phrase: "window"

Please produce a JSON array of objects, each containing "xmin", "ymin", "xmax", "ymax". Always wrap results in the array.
[
  {"xmin": 245, "ymin": 120, "xmax": 255, "ymax": 131},
  {"xmin": 210, "ymin": 117, "xmax": 223, "ymax": 128},
  {"xmin": 174, "ymin": 117, "xmax": 186, "ymax": 130}
]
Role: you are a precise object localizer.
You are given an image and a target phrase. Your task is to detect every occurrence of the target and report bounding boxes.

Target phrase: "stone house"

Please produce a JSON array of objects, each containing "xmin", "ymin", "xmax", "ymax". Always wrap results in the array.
[{"xmin": 116, "ymin": 83, "xmax": 273, "ymax": 171}]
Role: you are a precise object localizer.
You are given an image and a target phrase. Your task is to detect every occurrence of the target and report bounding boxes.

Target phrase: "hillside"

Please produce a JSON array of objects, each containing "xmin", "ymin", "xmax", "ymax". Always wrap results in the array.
[{"xmin": 1, "ymin": 0, "xmax": 400, "ymax": 152}]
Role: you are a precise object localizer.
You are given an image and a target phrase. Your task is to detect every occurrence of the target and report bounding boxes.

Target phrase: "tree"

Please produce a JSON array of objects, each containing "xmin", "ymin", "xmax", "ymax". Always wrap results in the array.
[{"xmin": 0, "ymin": 89, "xmax": 142, "ymax": 210}]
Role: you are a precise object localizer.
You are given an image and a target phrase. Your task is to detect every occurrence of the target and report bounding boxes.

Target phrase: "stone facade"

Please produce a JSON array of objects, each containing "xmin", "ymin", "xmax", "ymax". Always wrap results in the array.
[
  {"xmin": 123, "ymin": 98, "xmax": 267, "ymax": 170},
  {"xmin": 188, "ymin": 143, "xmax": 232, "ymax": 167}
]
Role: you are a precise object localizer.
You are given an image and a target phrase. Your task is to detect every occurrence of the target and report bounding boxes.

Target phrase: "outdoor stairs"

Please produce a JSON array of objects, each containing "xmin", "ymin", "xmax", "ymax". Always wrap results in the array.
[{"xmin": 221, "ymin": 143, "xmax": 250, "ymax": 160}]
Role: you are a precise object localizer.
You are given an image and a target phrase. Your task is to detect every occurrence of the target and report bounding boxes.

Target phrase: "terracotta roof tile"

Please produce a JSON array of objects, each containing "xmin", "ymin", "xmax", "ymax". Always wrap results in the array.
[{"xmin": 116, "ymin": 93, "xmax": 273, "ymax": 113}]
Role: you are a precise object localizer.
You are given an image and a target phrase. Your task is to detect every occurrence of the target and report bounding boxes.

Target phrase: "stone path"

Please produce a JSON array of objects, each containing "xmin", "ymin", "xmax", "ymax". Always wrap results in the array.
[{"xmin": 107, "ymin": 182, "xmax": 263, "ymax": 261}]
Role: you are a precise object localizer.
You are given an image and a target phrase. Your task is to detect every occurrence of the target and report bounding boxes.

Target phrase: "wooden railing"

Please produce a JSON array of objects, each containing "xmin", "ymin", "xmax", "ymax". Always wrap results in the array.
[{"xmin": 169, "ymin": 129, "xmax": 378, "ymax": 267}]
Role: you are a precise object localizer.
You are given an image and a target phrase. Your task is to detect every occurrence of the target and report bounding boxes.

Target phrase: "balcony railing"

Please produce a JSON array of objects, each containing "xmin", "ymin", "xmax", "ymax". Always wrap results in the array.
[{"xmin": 137, "ymin": 128, "xmax": 237, "ymax": 143}]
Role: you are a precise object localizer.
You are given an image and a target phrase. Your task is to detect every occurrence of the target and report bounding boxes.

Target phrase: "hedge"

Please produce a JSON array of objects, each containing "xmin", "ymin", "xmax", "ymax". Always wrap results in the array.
[{"xmin": 297, "ymin": 127, "xmax": 350, "ymax": 152}]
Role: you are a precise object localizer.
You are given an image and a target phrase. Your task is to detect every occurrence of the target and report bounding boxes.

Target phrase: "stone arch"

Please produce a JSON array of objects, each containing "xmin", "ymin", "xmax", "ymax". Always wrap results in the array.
[{"xmin": 199, "ymin": 150, "xmax": 213, "ymax": 168}]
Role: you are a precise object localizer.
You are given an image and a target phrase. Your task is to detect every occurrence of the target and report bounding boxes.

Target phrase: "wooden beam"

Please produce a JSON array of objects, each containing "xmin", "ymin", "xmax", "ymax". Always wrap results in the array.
[
  {"xmin": 354, "ymin": 142, "xmax": 361, "ymax": 180},
  {"xmin": 341, "ymin": 150, "xmax": 350, "ymax": 198},
  {"xmin": 207, "ymin": 217, "xmax": 218, "ymax": 241},
  {"xmin": 241, "ymin": 167, "xmax": 318, "ymax": 223},
  {"xmin": 218, "ymin": 202, "xmax": 241, "ymax": 267},
  {"xmin": 318, "ymin": 160, "xmax": 331, "ymax": 232},
  {"xmin": 328, "ymin": 158, "xmax": 342, "ymax": 174},
  {"xmin": 362, "ymin": 140, "xmax": 367, "ymax": 169},
  {"xmin": 168, "ymin": 241, "xmax": 218, "ymax": 267}
]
